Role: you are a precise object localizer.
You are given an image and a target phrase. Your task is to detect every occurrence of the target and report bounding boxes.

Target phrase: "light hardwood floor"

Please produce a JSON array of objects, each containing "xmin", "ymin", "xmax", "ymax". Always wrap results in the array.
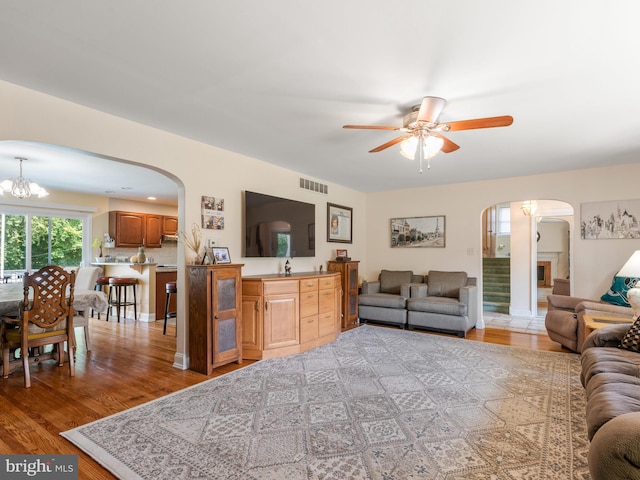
[{"xmin": 0, "ymin": 317, "xmax": 570, "ymax": 479}]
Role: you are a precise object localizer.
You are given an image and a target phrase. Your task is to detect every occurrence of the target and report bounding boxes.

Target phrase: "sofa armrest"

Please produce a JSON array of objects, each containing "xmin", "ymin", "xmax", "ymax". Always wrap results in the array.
[
  {"xmin": 361, "ymin": 281, "xmax": 380, "ymax": 295},
  {"xmin": 582, "ymin": 323, "xmax": 631, "ymax": 351},
  {"xmin": 588, "ymin": 412, "xmax": 640, "ymax": 480},
  {"xmin": 460, "ymin": 285, "xmax": 479, "ymax": 325},
  {"xmin": 576, "ymin": 301, "xmax": 633, "ymax": 318},
  {"xmin": 409, "ymin": 283, "xmax": 428, "ymax": 298}
]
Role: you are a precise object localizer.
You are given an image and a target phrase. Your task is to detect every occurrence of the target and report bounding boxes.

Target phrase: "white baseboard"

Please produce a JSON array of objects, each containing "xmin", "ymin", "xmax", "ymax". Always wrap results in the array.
[{"xmin": 173, "ymin": 353, "xmax": 188, "ymax": 370}]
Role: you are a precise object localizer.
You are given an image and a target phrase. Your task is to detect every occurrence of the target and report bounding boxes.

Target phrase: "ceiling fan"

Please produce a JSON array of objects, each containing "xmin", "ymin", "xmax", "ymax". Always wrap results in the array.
[{"xmin": 343, "ymin": 96, "xmax": 513, "ymax": 173}]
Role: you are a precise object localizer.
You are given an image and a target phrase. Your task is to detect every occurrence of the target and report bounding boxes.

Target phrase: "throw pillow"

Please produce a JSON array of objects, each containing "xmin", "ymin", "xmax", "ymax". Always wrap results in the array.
[
  {"xmin": 620, "ymin": 316, "xmax": 640, "ymax": 352},
  {"xmin": 601, "ymin": 276, "xmax": 639, "ymax": 307},
  {"xmin": 379, "ymin": 270, "xmax": 413, "ymax": 295},
  {"xmin": 427, "ymin": 270, "xmax": 468, "ymax": 298}
]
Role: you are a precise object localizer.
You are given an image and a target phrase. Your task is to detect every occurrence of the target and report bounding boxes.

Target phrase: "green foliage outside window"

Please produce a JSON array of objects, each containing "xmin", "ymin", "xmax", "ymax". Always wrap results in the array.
[{"xmin": 1, "ymin": 214, "xmax": 83, "ymax": 270}]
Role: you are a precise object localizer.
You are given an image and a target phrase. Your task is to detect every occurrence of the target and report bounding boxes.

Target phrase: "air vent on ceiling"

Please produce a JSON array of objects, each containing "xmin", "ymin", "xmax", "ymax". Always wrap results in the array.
[{"xmin": 299, "ymin": 177, "xmax": 328, "ymax": 194}]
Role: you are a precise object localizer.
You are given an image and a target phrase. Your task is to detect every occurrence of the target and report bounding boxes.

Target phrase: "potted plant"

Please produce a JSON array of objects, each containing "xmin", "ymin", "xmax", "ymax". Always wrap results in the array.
[{"xmin": 93, "ymin": 237, "xmax": 105, "ymax": 263}]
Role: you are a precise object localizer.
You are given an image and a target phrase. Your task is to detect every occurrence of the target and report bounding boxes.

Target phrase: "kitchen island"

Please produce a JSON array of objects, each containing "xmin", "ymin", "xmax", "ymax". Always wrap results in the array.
[{"xmin": 92, "ymin": 262, "xmax": 162, "ymax": 322}]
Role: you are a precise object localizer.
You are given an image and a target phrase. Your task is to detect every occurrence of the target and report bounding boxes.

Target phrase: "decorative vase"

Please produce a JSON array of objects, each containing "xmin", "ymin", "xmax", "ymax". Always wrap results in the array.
[{"xmin": 137, "ymin": 246, "xmax": 146, "ymax": 264}]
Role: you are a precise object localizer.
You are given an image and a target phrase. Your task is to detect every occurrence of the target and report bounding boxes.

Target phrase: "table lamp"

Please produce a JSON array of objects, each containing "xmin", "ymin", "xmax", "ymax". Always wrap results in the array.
[{"xmin": 616, "ymin": 250, "xmax": 640, "ymax": 317}]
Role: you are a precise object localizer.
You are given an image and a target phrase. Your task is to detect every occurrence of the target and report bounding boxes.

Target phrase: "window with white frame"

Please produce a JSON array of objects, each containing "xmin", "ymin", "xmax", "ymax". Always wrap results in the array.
[{"xmin": 0, "ymin": 205, "xmax": 92, "ymax": 277}]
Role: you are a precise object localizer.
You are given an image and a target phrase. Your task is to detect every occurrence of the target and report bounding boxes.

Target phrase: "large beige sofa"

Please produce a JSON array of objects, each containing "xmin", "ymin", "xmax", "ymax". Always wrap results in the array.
[
  {"xmin": 358, "ymin": 270, "xmax": 478, "ymax": 337},
  {"xmin": 580, "ymin": 323, "xmax": 640, "ymax": 480}
]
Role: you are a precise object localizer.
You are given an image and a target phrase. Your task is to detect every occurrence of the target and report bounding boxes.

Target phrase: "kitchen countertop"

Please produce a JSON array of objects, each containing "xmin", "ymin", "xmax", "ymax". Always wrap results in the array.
[{"xmin": 91, "ymin": 262, "xmax": 177, "ymax": 272}]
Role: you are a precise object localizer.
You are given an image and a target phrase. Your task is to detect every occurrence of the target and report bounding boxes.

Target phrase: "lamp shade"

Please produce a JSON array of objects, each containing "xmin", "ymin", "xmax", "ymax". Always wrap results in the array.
[
  {"xmin": 617, "ymin": 251, "xmax": 640, "ymax": 278},
  {"xmin": 616, "ymin": 250, "xmax": 640, "ymax": 317}
]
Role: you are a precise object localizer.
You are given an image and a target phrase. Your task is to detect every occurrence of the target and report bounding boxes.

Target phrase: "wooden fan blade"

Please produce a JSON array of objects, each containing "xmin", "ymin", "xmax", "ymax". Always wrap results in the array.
[
  {"xmin": 369, "ymin": 135, "xmax": 411, "ymax": 153},
  {"xmin": 446, "ymin": 115, "xmax": 514, "ymax": 131},
  {"xmin": 416, "ymin": 96, "xmax": 447, "ymax": 123},
  {"xmin": 343, "ymin": 125, "xmax": 399, "ymax": 131},
  {"xmin": 434, "ymin": 133, "xmax": 460, "ymax": 153}
]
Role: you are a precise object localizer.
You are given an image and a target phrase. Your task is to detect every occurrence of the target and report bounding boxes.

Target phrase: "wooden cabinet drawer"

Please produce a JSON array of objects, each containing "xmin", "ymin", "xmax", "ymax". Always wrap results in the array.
[
  {"xmin": 300, "ymin": 315, "xmax": 318, "ymax": 343},
  {"xmin": 318, "ymin": 289, "xmax": 335, "ymax": 313},
  {"xmin": 264, "ymin": 280, "xmax": 299, "ymax": 296},
  {"xmin": 318, "ymin": 311, "xmax": 335, "ymax": 337},
  {"xmin": 300, "ymin": 291, "xmax": 318, "ymax": 318},
  {"xmin": 299, "ymin": 278, "xmax": 318, "ymax": 293},
  {"xmin": 319, "ymin": 277, "xmax": 335, "ymax": 290}
]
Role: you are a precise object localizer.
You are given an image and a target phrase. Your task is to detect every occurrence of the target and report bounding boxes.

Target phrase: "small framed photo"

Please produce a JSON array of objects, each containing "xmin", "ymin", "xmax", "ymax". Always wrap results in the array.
[
  {"xmin": 327, "ymin": 203, "xmax": 353, "ymax": 244},
  {"xmin": 336, "ymin": 249, "xmax": 348, "ymax": 258},
  {"xmin": 211, "ymin": 246, "xmax": 231, "ymax": 264}
]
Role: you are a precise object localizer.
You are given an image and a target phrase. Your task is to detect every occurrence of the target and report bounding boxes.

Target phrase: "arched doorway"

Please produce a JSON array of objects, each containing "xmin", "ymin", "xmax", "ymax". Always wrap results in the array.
[{"xmin": 482, "ymin": 200, "xmax": 574, "ymax": 319}]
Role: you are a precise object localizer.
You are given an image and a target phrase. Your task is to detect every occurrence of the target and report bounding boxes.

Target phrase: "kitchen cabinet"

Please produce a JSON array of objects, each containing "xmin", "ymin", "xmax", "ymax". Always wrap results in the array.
[
  {"xmin": 188, "ymin": 264, "xmax": 243, "ymax": 374},
  {"xmin": 109, "ymin": 211, "xmax": 171, "ymax": 248},
  {"xmin": 145, "ymin": 214, "xmax": 163, "ymax": 247},
  {"xmin": 109, "ymin": 211, "xmax": 145, "ymax": 248},
  {"xmin": 241, "ymin": 271, "xmax": 341, "ymax": 360},
  {"xmin": 162, "ymin": 216, "xmax": 178, "ymax": 235},
  {"xmin": 327, "ymin": 260, "xmax": 359, "ymax": 329}
]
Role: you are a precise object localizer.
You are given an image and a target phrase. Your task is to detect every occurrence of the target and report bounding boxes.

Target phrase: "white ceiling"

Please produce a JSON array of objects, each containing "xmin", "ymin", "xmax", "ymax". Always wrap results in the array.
[{"xmin": 0, "ymin": 1, "xmax": 639, "ymax": 205}]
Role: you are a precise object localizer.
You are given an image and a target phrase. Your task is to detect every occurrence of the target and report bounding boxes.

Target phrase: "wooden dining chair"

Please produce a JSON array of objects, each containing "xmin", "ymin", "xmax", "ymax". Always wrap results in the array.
[{"xmin": 0, "ymin": 265, "xmax": 76, "ymax": 388}]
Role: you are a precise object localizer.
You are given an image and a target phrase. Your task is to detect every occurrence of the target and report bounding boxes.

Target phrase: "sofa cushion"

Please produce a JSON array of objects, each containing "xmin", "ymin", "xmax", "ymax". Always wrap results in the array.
[
  {"xmin": 586, "ymin": 379, "xmax": 640, "ymax": 440},
  {"xmin": 358, "ymin": 293, "xmax": 407, "ymax": 309},
  {"xmin": 427, "ymin": 270, "xmax": 467, "ymax": 298},
  {"xmin": 407, "ymin": 296, "xmax": 467, "ymax": 316},
  {"xmin": 379, "ymin": 270, "xmax": 413, "ymax": 294},
  {"xmin": 620, "ymin": 316, "xmax": 640, "ymax": 352},
  {"xmin": 581, "ymin": 347, "xmax": 640, "ymax": 388},
  {"xmin": 601, "ymin": 275, "xmax": 639, "ymax": 307}
]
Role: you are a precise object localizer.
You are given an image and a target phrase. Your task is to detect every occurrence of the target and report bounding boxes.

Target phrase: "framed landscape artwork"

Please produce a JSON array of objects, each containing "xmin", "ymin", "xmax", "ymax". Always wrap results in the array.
[
  {"xmin": 391, "ymin": 215, "xmax": 445, "ymax": 248},
  {"xmin": 581, "ymin": 199, "xmax": 640, "ymax": 239}
]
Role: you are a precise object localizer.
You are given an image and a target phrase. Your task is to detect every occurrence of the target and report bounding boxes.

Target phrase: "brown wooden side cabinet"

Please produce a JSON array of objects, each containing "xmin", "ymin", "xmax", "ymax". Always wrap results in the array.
[
  {"xmin": 241, "ymin": 271, "xmax": 341, "ymax": 360},
  {"xmin": 187, "ymin": 264, "xmax": 243, "ymax": 374},
  {"xmin": 327, "ymin": 260, "xmax": 359, "ymax": 329}
]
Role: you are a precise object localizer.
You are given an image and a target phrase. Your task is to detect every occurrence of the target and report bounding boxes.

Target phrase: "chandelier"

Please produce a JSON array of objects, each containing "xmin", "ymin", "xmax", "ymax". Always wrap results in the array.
[{"xmin": 0, "ymin": 157, "xmax": 49, "ymax": 199}]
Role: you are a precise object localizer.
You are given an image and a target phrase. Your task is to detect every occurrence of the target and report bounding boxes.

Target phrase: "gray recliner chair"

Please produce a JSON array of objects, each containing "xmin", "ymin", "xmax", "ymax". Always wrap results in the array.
[
  {"xmin": 406, "ymin": 270, "xmax": 478, "ymax": 338},
  {"xmin": 545, "ymin": 282, "xmax": 632, "ymax": 352},
  {"xmin": 358, "ymin": 270, "xmax": 424, "ymax": 328}
]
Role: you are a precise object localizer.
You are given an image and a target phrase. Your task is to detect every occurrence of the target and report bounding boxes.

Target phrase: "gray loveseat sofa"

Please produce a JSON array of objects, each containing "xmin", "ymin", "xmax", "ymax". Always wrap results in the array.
[
  {"xmin": 580, "ymin": 323, "xmax": 640, "ymax": 480},
  {"xmin": 358, "ymin": 269, "xmax": 478, "ymax": 337}
]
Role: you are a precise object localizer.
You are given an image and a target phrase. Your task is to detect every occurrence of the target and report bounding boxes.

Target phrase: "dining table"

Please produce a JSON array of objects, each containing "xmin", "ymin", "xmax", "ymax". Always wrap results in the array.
[{"xmin": 0, "ymin": 282, "xmax": 109, "ymax": 318}]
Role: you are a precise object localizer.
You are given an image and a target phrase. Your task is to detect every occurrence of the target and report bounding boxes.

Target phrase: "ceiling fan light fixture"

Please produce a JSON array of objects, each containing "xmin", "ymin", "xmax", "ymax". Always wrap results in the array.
[
  {"xmin": 0, "ymin": 157, "xmax": 49, "ymax": 199},
  {"xmin": 399, "ymin": 135, "xmax": 444, "ymax": 160}
]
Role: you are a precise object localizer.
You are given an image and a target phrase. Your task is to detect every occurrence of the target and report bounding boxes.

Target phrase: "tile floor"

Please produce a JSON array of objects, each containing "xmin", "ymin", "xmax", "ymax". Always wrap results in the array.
[
  {"xmin": 482, "ymin": 312, "xmax": 547, "ymax": 334},
  {"xmin": 482, "ymin": 286, "xmax": 550, "ymax": 334}
]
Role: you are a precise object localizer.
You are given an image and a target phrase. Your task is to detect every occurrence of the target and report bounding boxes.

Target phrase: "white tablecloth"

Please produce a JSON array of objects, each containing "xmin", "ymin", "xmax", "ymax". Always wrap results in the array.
[{"xmin": 0, "ymin": 283, "xmax": 108, "ymax": 317}]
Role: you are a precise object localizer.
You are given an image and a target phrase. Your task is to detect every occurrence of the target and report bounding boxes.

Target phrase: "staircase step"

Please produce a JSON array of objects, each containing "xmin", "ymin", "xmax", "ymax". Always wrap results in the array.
[{"xmin": 483, "ymin": 301, "xmax": 510, "ymax": 314}]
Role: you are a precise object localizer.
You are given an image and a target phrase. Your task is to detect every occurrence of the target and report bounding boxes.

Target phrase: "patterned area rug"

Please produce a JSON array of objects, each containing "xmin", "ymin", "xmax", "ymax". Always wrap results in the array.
[{"xmin": 62, "ymin": 326, "xmax": 590, "ymax": 479}]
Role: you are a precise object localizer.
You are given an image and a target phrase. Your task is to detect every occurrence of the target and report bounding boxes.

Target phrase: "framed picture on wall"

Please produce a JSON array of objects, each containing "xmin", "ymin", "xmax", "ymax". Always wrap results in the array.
[
  {"xmin": 327, "ymin": 203, "xmax": 352, "ymax": 243},
  {"xmin": 390, "ymin": 215, "xmax": 445, "ymax": 248},
  {"xmin": 581, "ymin": 199, "xmax": 640, "ymax": 239}
]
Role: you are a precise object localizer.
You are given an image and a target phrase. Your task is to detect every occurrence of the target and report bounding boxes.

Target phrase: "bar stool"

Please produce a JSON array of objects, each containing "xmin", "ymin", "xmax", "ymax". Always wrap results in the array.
[
  {"xmin": 93, "ymin": 276, "xmax": 112, "ymax": 319},
  {"xmin": 164, "ymin": 281, "xmax": 177, "ymax": 336},
  {"xmin": 108, "ymin": 277, "xmax": 138, "ymax": 323}
]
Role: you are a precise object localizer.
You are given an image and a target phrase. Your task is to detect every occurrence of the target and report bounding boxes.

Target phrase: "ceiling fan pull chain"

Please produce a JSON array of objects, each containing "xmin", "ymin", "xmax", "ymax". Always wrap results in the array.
[{"xmin": 418, "ymin": 134, "xmax": 424, "ymax": 174}]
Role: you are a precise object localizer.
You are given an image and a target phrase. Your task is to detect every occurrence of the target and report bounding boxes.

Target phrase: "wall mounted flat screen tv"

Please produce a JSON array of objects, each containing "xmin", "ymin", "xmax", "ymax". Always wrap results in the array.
[{"xmin": 244, "ymin": 191, "xmax": 315, "ymax": 258}]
